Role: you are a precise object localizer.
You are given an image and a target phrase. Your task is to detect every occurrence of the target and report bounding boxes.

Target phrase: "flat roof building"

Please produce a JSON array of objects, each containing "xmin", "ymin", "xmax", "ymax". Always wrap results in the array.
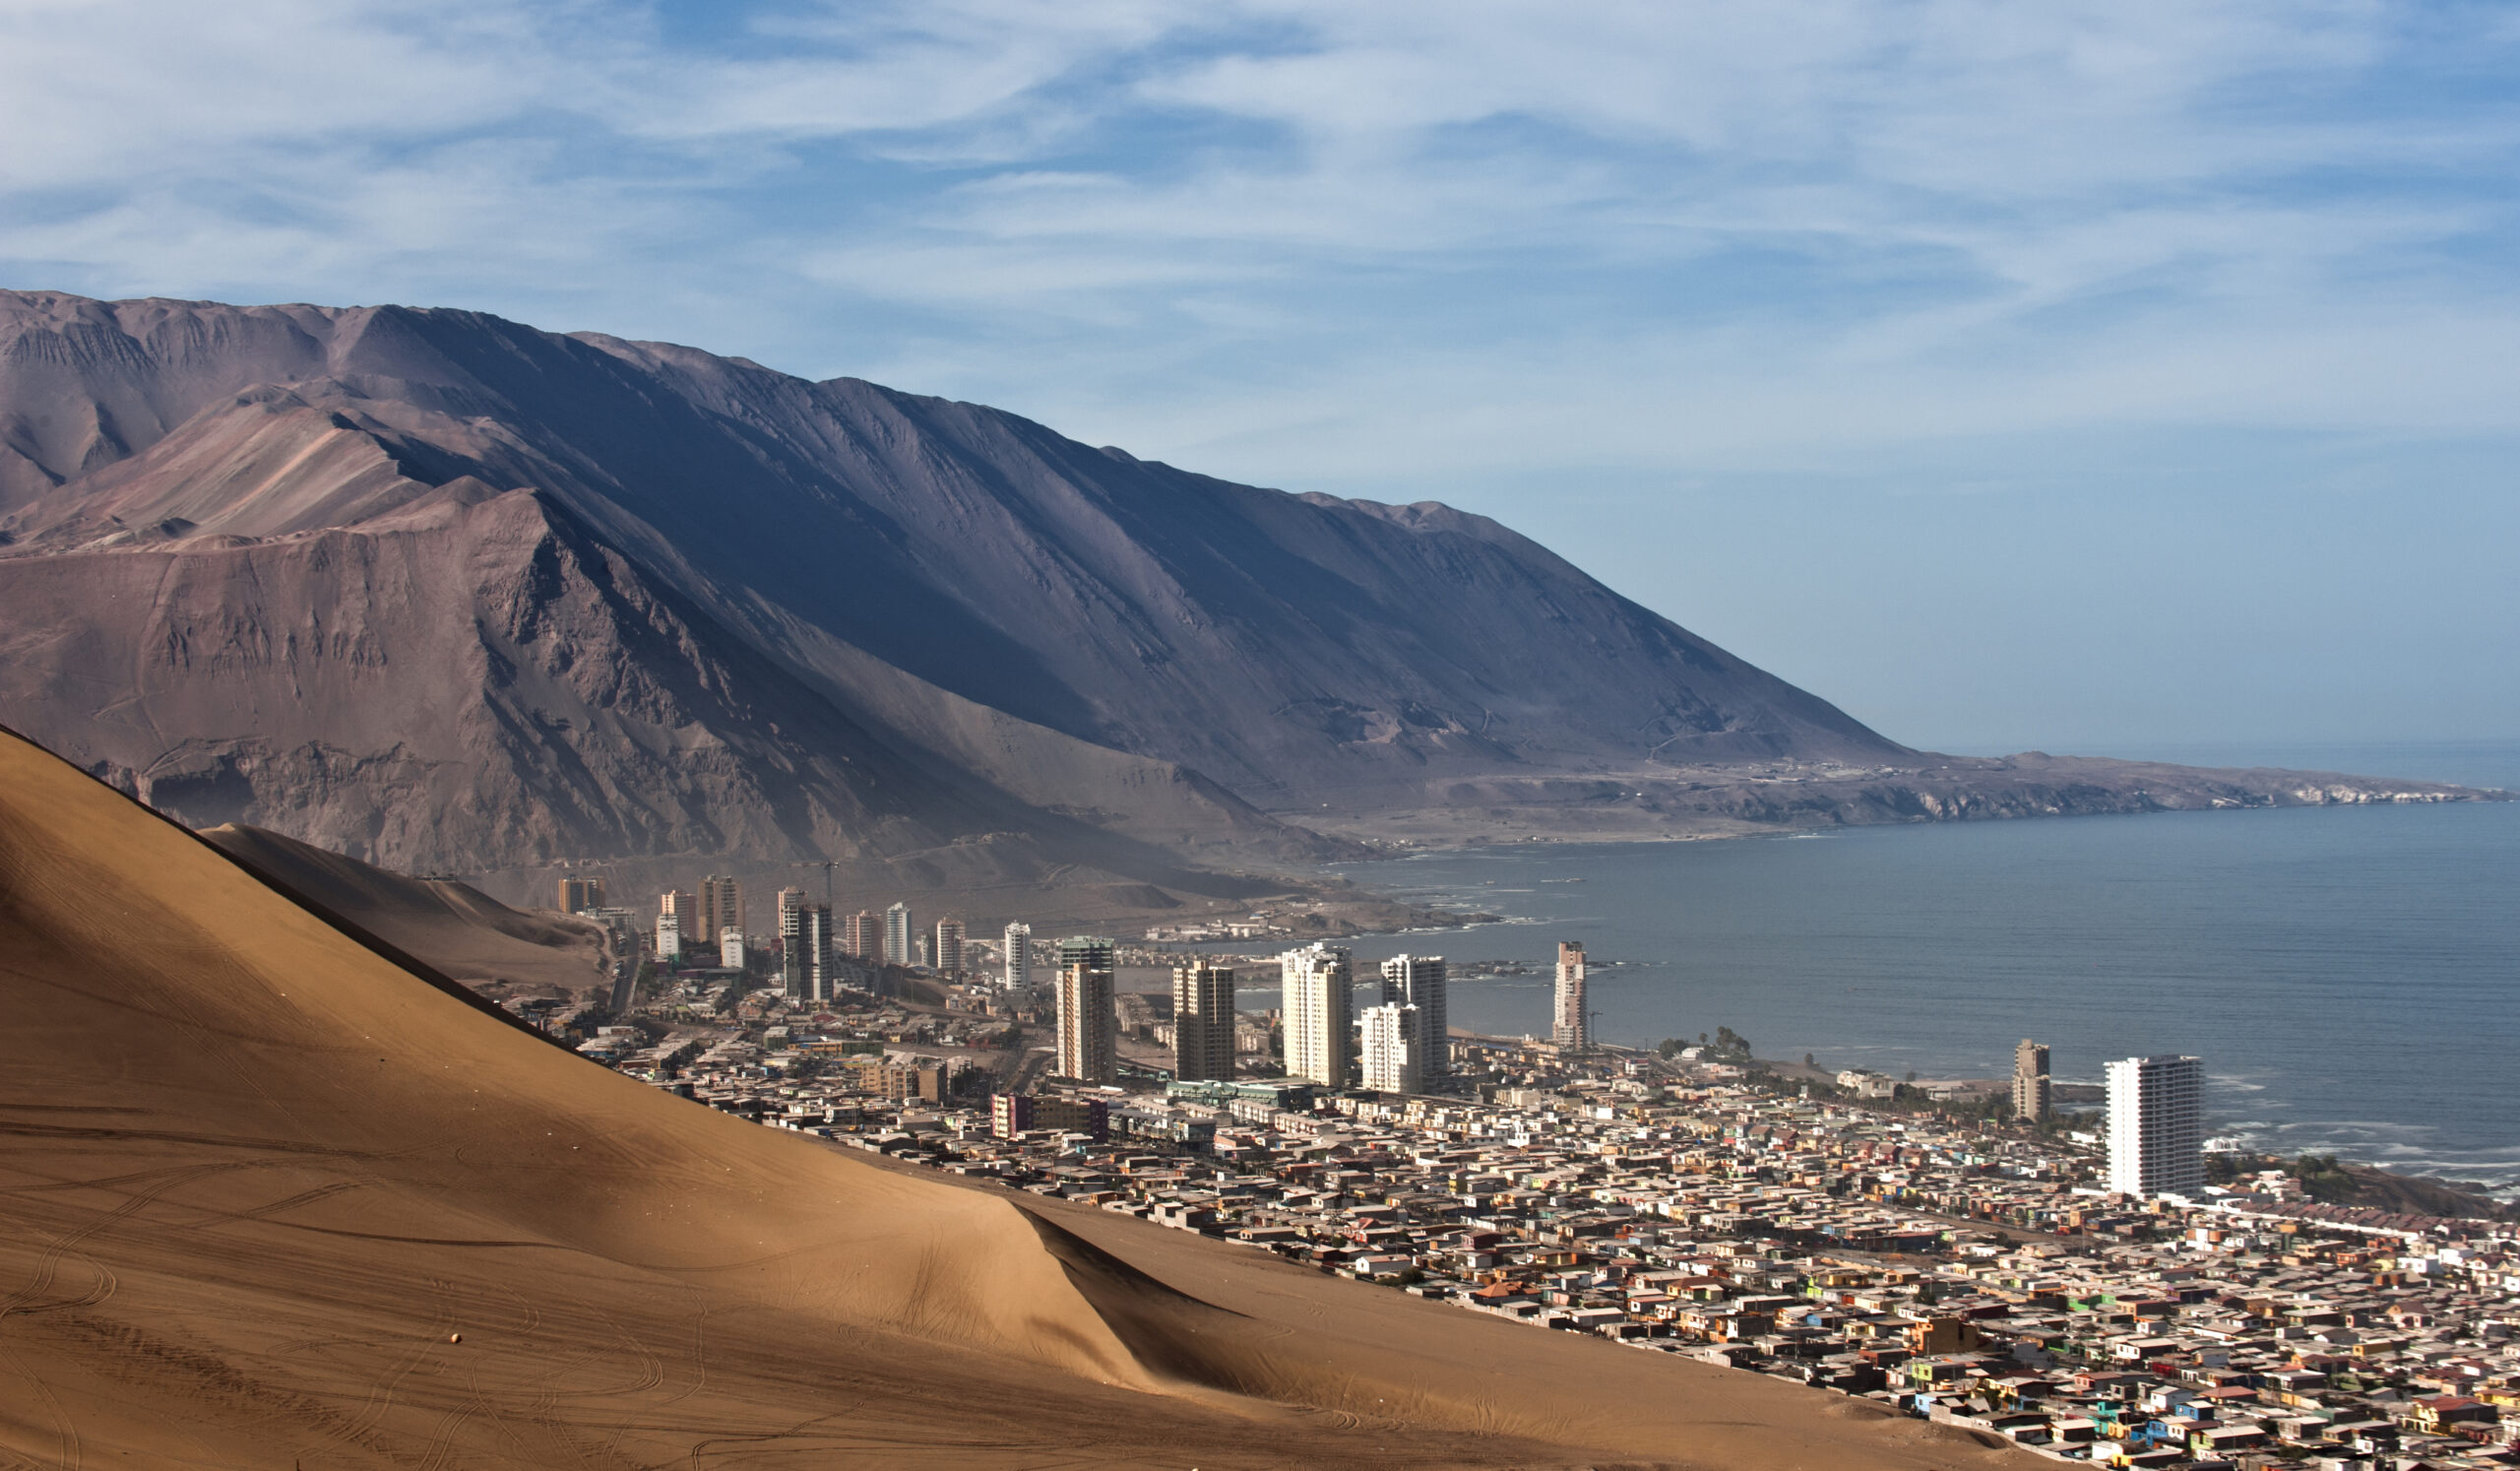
[
  {"xmin": 2013, "ymin": 1039, "xmax": 2052, "ymax": 1123},
  {"xmin": 1360, "ymin": 1001, "xmax": 1423, "ymax": 1095},
  {"xmin": 1171, "ymin": 963, "xmax": 1235, "ymax": 1082},
  {"xmin": 1002, "ymin": 921, "xmax": 1032, "ymax": 991},
  {"xmin": 1552, "ymin": 941, "xmax": 1589, "ymax": 1051},
  {"xmin": 1281, "ymin": 942, "xmax": 1353, "ymax": 1089},
  {"xmin": 1381, "ymin": 955, "xmax": 1449, "ymax": 1078},
  {"xmin": 2106, "ymin": 1054, "xmax": 2204, "ymax": 1199},
  {"xmin": 1054, "ymin": 936, "xmax": 1116, "ymax": 1084}
]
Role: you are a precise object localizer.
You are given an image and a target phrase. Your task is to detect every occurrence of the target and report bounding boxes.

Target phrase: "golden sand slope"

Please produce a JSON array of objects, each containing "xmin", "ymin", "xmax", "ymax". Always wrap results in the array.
[
  {"xmin": 201, "ymin": 822, "xmax": 609, "ymax": 997},
  {"xmin": 0, "ymin": 727, "xmax": 2039, "ymax": 1469}
]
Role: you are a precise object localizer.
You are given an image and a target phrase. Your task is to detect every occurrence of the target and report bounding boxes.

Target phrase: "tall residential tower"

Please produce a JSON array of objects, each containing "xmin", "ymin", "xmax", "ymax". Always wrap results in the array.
[
  {"xmin": 1552, "ymin": 941, "xmax": 1589, "ymax": 1051},
  {"xmin": 843, "ymin": 910, "xmax": 879, "ymax": 965},
  {"xmin": 1281, "ymin": 942, "xmax": 1353, "ymax": 1088},
  {"xmin": 1380, "ymin": 955, "xmax": 1449, "ymax": 1079},
  {"xmin": 1003, "ymin": 922, "xmax": 1032, "ymax": 991},
  {"xmin": 882, "ymin": 903, "xmax": 913, "ymax": 967},
  {"xmin": 2012, "ymin": 1040, "xmax": 2052, "ymax": 1123},
  {"xmin": 1170, "ymin": 963, "xmax": 1235, "ymax": 1082},
  {"xmin": 699, "ymin": 875, "xmax": 743, "ymax": 950},
  {"xmin": 2105, "ymin": 1055, "xmax": 2205, "ymax": 1199},
  {"xmin": 1359, "ymin": 1002, "xmax": 1423, "ymax": 1094},
  {"xmin": 1054, "ymin": 936, "xmax": 1116, "ymax": 1084}
]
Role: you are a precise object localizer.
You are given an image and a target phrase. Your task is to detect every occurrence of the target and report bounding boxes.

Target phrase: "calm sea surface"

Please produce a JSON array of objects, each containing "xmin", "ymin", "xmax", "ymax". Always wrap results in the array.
[{"xmin": 1243, "ymin": 742, "xmax": 2520, "ymax": 1195}]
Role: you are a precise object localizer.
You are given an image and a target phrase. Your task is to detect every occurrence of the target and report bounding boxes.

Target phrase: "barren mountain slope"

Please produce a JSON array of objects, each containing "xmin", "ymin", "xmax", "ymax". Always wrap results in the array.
[
  {"xmin": 0, "ymin": 290, "xmax": 1901, "ymax": 798},
  {"xmin": 1, "ymin": 288, "xmax": 2490, "ymax": 888},
  {"xmin": 0, "ymin": 726, "xmax": 2040, "ymax": 1470},
  {"xmin": 0, "ymin": 451, "xmax": 1317, "ymax": 884}
]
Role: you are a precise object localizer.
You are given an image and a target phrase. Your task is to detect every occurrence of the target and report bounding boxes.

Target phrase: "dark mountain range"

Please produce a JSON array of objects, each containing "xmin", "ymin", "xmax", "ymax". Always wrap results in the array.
[{"xmin": 0, "ymin": 289, "xmax": 2489, "ymax": 898}]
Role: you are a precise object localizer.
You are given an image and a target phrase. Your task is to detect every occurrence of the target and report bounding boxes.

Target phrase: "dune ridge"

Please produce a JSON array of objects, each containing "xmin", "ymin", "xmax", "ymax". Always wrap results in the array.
[{"xmin": 0, "ymin": 724, "xmax": 2038, "ymax": 1468}]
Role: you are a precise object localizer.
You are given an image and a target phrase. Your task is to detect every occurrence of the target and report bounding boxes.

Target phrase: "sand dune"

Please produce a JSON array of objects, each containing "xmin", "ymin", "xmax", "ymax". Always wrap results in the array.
[
  {"xmin": 200, "ymin": 821, "xmax": 611, "ymax": 996},
  {"xmin": 0, "ymin": 726, "xmax": 2039, "ymax": 1469}
]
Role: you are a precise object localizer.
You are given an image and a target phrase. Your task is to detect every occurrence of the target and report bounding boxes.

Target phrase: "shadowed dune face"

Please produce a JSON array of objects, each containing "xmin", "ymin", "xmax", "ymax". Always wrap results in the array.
[
  {"xmin": 199, "ymin": 821, "xmax": 610, "ymax": 995},
  {"xmin": 0, "ymin": 727, "xmax": 2040, "ymax": 1469}
]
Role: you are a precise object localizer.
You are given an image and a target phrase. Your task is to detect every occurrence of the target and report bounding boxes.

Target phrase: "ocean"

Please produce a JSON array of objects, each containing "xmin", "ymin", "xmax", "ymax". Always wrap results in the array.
[{"xmin": 1243, "ymin": 741, "xmax": 2520, "ymax": 1196}]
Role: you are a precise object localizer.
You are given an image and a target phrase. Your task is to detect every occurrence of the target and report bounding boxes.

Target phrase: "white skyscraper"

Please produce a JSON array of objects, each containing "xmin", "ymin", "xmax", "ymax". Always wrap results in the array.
[
  {"xmin": 1003, "ymin": 921, "xmax": 1032, "ymax": 991},
  {"xmin": 1552, "ymin": 940, "xmax": 1589, "ymax": 1050},
  {"xmin": 883, "ymin": 903, "xmax": 913, "ymax": 967},
  {"xmin": 1359, "ymin": 1001, "xmax": 1422, "ymax": 1094},
  {"xmin": 2106, "ymin": 1055, "xmax": 2205, "ymax": 1199},
  {"xmin": 1380, "ymin": 955, "xmax": 1449, "ymax": 1078},
  {"xmin": 1281, "ymin": 942, "xmax": 1353, "ymax": 1088},
  {"xmin": 655, "ymin": 911, "xmax": 681, "ymax": 962},
  {"xmin": 718, "ymin": 927, "xmax": 745, "ymax": 972}
]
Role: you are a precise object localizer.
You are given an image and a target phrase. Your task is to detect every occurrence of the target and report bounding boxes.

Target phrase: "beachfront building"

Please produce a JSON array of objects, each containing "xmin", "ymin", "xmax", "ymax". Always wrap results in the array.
[
  {"xmin": 1170, "ymin": 963, "xmax": 1236, "ymax": 1082},
  {"xmin": 1054, "ymin": 936, "xmax": 1116, "ymax": 1084},
  {"xmin": 1380, "ymin": 955, "xmax": 1449, "ymax": 1078},
  {"xmin": 1552, "ymin": 941, "xmax": 1589, "ymax": 1051},
  {"xmin": 2013, "ymin": 1039, "xmax": 2052, "ymax": 1122},
  {"xmin": 1359, "ymin": 1001, "xmax": 1423, "ymax": 1095},
  {"xmin": 1282, "ymin": 942, "xmax": 1354, "ymax": 1088},
  {"xmin": 2106, "ymin": 1054, "xmax": 2205, "ymax": 1198}
]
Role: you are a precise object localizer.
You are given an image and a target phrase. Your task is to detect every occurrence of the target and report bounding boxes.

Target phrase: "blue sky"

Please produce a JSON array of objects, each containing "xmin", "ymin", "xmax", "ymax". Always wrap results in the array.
[{"xmin": 5, "ymin": 0, "xmax": 2516, "ymax": 756}]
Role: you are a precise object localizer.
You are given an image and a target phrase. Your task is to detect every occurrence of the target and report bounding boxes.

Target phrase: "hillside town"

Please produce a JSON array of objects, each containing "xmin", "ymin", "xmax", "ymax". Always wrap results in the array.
[{"xmin": 527, "ymin": 877, "xmax": 2520, "ymax": 1471}]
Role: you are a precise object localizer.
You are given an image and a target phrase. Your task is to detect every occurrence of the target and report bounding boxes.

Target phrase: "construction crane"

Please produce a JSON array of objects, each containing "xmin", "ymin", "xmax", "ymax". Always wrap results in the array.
[{"xmin": 796, "ymin": 859, "xmax": 840, "ymax": 906}]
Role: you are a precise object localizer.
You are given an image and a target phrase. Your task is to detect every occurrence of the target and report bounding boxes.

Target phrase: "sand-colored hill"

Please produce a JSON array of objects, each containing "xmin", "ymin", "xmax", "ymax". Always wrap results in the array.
[
  {"xmin": 200, "ymin": 821, "xmax": 610, "ymax": 996},
  {"xmin": 0, "ymin": 726, "xmax": 2039, "ymax": 1470}
]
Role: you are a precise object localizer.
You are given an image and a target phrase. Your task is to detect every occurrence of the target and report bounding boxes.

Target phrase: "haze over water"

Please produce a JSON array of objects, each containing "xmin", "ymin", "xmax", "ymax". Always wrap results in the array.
[{"xmin": 1272, "ymin": 742, "xmax": 2520, "ymax": 1197}]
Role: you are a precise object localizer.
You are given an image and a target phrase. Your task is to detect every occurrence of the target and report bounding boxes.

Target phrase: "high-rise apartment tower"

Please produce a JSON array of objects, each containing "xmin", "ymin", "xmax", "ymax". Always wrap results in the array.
[
  {"xmin": 2105, "ymin": 1055, "xmax": 2205, "ymax": 1199},
  {"xmin": 932, "ymin": 918, "xmax": 965, "ymax": 978},
  {"xmin": 1359, "ymin": 1002, "xmax": 1423, "ymax": 1094},
  {"xmin": 781, "ymin": 893, "xmax": 833, "ymax": 1003},
  {"xmin": 883, "ymin": 903, "xmax": 913, "ymax": 968},
  {"xmin": 1003, "ymin": 922, "xmax": 1032, "ymax": 991},
  {"xmin": 843, "ymin": 910, "xmax": 878, "ymax": 964},
  {"xmin": 2012, "ymin": 1040, "xmax": 2052, "ymax": 1123},
  {"xmin": 1053, "ymin": 936, "xmax": 1116, "ymax": 1083},
  {"xmin": 1380, "ymin": 955, "xmax": 1449, "ymax": 1078},
  {"xmin": 1170, "ymin": 963, "xmax": 1236, "ymax": 1082},
  {"xmin": 1281, "ymin": 942, "xmax": 1354, "ymax": 1089},
  {"xmin": 699, "ymin": 876, "xmax": 743, "ymax": 953},
  {"xmin": 775, "ymin": 886, "xmax": 806, "ymax": 945},
  {"xmin": 559, "ymin": 876, "xmax": 607, "ymax": 912},
  {"xmin": 1552, "ymin": 941, "xmax": 1590, "ymax": 1050}
]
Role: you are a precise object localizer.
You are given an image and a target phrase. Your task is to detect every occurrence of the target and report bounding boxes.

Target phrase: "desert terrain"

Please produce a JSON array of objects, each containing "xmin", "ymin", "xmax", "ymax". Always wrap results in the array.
[{"xmin": 0, "ymin": 724, "xmax": 2042, "ymax": 1467}]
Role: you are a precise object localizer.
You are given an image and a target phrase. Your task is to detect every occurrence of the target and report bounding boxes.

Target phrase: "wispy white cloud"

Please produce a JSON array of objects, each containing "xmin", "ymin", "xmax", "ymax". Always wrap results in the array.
[{"xmin": 2, "ymin": 0, "xmax": 2515, "ymax": 740}]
